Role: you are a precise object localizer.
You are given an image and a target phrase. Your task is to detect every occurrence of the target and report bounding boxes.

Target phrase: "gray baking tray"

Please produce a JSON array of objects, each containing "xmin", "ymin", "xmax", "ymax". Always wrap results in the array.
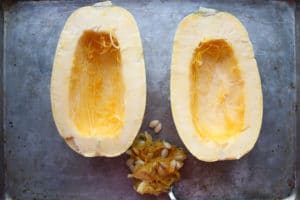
[{"xmin": 0, "ymin": 0, "xmax": 298, "ymax": 199}]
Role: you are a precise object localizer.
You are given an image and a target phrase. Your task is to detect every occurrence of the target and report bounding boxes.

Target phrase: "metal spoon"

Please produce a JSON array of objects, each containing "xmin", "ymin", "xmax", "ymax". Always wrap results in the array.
[{"xmin": 168, "ymin": 187, "xmax": 177, "ymax": 200}]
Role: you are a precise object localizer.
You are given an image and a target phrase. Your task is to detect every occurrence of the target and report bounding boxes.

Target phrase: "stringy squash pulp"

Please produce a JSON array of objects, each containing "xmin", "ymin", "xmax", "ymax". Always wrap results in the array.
[
  {"xmin": 51, "ymin": 2, "xmax": 146, "ymax": 157},
  {"xmin": 171, "ymin": 8, "xmax": 263, "ymax": 161},
  {"xmin": 126, "ymin": 132, "xmax": 186, "ymax": 195},
  {"xmin": 69, "ymin": 31, "xmax": 124, "ymax": 138},
  {"xmin": 190, "ymin": 39, "xmax": 245, "ymax": 144}
]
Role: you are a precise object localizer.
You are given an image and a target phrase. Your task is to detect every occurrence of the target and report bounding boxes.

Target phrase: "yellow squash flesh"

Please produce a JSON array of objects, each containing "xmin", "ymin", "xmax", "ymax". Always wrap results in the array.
[
  {"xmin": 170, "ymin": 8, "xmax": 263, "ymax": 162},
  {"xmin": 51, "ymin": 2, "xmax": 146, "ymax": 157}
]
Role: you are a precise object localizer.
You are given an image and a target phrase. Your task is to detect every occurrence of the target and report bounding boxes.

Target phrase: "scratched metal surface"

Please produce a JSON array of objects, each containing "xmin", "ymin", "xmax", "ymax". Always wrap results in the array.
[
  {"xmin": 0, "ymin": 0, "xmax": 297, "ymax": 199},
  {"xmin": 296, "ymin": 3, "xmax": 300, "ymax": 200},
  {"xmin": 0, "ymin": 3, "xmax": 4, "ymax": 200}
]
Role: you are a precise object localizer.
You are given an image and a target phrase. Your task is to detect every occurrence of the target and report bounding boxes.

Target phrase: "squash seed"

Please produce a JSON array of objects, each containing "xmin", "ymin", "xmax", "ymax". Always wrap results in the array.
[
  {"xmin": 158, "ymin": 165, "xmax": 167, "ymax": 176},
  {"xmin": 149, "ymin": 120, "xmax": 160, "ymax": 128},
  {"xmin": 170, "ymin": 160, "xmax": 177, "ymax": 170},
  {"xmin": 154, "ymin": 123, "xmax": 162, "ymax": 133},
  {"xmin": 163, "ymin": 141, "xmax": 171, "ymax": 149},
  {"xmin": 175, "ymin": 161, "xmax": 184, "ymax": 169},
  {"xmin": 175, "ymin": 154, "xmax": 185, "ymax": 161},
  {"xmin": 161, "ymin": 148, "xmax": 169, "ymax": 158},
  {"xmin": 135, "ymin": 159, "xmax": 145, "ymax": 166}
]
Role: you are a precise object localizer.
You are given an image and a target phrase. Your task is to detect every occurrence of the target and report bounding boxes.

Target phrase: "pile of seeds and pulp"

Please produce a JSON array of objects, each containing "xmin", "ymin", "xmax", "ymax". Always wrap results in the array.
[{"xmin": 126, "ymin": 122, "xmax": 186, "ymax": 195}]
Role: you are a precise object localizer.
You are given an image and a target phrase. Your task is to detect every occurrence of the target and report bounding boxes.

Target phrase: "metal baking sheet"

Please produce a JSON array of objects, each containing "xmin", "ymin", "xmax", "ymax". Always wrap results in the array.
[
  {"xmin": 0, "ymin": 0, "xmax": 297, "ymax": 199},
  {"xmin": 295, "ymin": 3, "xmax": 300, "ymax": 199}
]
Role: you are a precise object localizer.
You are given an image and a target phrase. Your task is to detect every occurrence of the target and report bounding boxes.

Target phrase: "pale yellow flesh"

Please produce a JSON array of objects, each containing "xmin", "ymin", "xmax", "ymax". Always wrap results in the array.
[
  {"xmin": 190, "ymin": 39, "xmax": 245, "ymax": 144},
  {"xmin": 69, "ymin": 30, "xmax": 124, "ymax": 137}
]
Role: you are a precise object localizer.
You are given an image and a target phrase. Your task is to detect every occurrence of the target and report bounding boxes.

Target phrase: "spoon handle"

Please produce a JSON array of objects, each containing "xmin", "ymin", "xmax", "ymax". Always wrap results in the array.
[{"xmin": 168, "ymin": 187, "xmax": 177, "ymax": 200}]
